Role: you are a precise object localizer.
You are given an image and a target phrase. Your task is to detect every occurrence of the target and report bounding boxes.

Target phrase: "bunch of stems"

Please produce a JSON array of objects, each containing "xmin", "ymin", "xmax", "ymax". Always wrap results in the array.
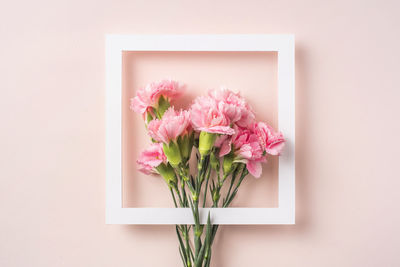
[{"xmin": 168, "ymin": 150, "xmax": 249, "ymax": 267}]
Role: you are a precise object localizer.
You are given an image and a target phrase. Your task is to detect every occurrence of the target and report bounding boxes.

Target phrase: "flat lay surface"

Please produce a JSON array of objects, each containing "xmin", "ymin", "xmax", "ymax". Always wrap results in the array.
[{"xmin": 1, "ymin": 0, "xmax": 400, "ymax": 266}]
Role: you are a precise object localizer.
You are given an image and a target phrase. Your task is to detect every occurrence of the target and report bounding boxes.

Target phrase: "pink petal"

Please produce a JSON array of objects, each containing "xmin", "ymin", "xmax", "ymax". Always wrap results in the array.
[
  {"xmin": 219, "ymin": 138, "xmax": 232, "ymax": 157},
  {"xmin": 246, "ymin": 161, "xmax": 262, "ymax": 178},
  {"xmin": 198, "ymin": 126, "xmax": 235, "ymax": 135},
  {"xmin": 266, "ymin": 141, "xmax": 285, "ymax": 156},
  {"xmin": 130, "ymin": 96, "xmax": 147, "ymax": 114}
]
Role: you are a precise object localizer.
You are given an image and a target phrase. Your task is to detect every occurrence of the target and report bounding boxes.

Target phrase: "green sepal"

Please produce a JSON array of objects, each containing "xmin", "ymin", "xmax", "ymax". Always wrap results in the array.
[
  {"xmin": 157, "ymin": 95, "xmax": 170, "ymax": 118},
  {"xmin": 178, "ymin": 132, "xmax": 194, "ymax": 161},
  {"xmin": 223, "ymin": 147, "xmax": 235, "ymax": 175},
  {"xmin": 156, "ymin": 163, "xmax": 177, "ymax": 185},
  {"xmin": 198, "ymin": 131, "xmax": 216, "ymax": 156},
  {"xmin": 163, "ymin": 142, "xmax": 182, "ymax": 167},
  {"xmin": 146, "ymin": 111, "xmax": 154, "ymax": 124},
  {"xmin": 210, "ymin": 150, "xmax": 220, "ymax": 171},
  {"xmin": 212, "ymin": 189, "xmax": 220, "ymax": 203}
]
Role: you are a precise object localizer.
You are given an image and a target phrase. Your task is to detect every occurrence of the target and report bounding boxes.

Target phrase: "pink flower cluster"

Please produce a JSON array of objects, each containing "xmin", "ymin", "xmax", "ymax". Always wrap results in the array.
[
  {"xmin": 189, "ymin": 88, "xmax": 284, "ymax": 177},
  {"xmin": 218, "ymin": 123, "xmax": 285, "ymax": 177},
  {"xmin": 133, "ymin": 80, "xmax": 285, "ymax": 178},
  {"xmin": 130, "ymin": 79, "xmax": 184, "ymax": 115}
]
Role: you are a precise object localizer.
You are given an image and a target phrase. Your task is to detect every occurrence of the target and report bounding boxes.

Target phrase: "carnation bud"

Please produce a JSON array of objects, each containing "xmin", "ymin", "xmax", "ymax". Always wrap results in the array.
[
  {"xmin": 156, "ymin": 163, "xmax": 177, "ymax": 186},
  {"xmin": 163, "ymin": 142, "xmax": 182, "ymax": 167},
  {"xmin": 212, "ymin": 189, "xmax": 220, "ymax": 203},
  {"xmin": 178, "ymin": 132, "xmax": 194, "ymax": 161},
  {"xmin": 223, "ymin": 149, "xmax": 235, "ymax": 175},
  {"xmin": 198, "ymin": 131, "xmax": 216, "ymax": 157},
  {"xmin": 210, "ymin": 151, "xmax": 220, "ymax": 171},
  {"xmin": 192, "ymin": 192, "xmax": 199, "ymax": 202}
]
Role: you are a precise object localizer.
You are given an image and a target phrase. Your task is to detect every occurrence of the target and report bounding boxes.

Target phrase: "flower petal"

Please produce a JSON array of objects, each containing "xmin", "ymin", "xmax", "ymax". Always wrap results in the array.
[
  {"xmin": 246, "ymin": 161, "xmax": 262, "ymax": 178},
  {"xmin": 219, "ymin": 138, "xmax": 232, "ymax": 157}
]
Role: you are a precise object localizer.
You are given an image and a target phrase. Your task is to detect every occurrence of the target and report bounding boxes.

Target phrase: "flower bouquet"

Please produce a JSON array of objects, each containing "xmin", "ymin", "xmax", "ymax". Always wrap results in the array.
[{"xmin": 131, "ymin": 79, "xmax": 285, "ymax": 267}]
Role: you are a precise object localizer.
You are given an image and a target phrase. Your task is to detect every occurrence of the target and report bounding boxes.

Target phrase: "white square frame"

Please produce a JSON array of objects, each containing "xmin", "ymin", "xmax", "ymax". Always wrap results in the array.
[{"xmin": 106, "ymin": 34, "xmax": 295, "ymax": 224}]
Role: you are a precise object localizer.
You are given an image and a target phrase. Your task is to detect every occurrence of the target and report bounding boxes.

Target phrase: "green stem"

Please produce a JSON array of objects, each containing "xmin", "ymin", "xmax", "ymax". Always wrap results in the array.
[
  {"xmin": 184, "ymin": 226, "xmax": 192, "ymax": 266},
  {"xmin": 193, "ymin": 201, "xmax": 202, "ymax": 257},
  {"xmin": 224, "ymin": 167, "xmax": 248, "ymax": 208},
  {"xmin": 173, "ymin": 167, "xmax": 194, "ymax": 267},
  {"xmin": 193, "ymin": 155, "xmax": 210, "ymax": 266},
  {"xmin": 224, "ymin": 165, "xmax": 240, "ymax": 204},
  {"xmin": 177, "ymin": 226, "xmax": 191, "ymax": 267},
  {"xmin": 202, "ymin": 176, "xmax": 209, "ymax": 208},
  {"xmin": 173, "ymin": 185, "xmax": 184, "ymax": 207},
  {"xmin": 170, "ymin": 187, "xmax": 178, "ymax": 208},
  {"xmin": 202, "ymin": 164, "xmax": 248, "ymax": 266}
]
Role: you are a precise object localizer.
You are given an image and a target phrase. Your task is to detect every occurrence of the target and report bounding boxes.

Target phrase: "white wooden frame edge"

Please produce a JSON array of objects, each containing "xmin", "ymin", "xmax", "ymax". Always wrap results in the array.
[{"xmin": 105, "ymin": 34, "xmax": 295, "ymax": 225}]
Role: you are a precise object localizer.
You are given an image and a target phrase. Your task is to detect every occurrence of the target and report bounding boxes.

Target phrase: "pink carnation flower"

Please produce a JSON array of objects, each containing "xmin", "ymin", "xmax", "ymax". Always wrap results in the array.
[
  {"xmin": 130, "ymin": 79, "xmax": 184, "ymax": 114},
  {"xmin": 219, "ymin": 126, "xmax": 266, "ymax": 178},
  {"xmin": 147, "ymin": 107, "xmax": 191, "ymax": 144},
  {"xmin": 137, "ymin": 143, "xmax": 167, "ymax": 175},
  {"xmin": 190, "ymin": 96, "xmax": 235, "ymax": 135},
  {"xmin": 209, "ymin": 88, "xmax": 255, "ymax": 128},
  {"xmin": 253, "ymin": 122, "xmax": 285, "ymax": 156}
]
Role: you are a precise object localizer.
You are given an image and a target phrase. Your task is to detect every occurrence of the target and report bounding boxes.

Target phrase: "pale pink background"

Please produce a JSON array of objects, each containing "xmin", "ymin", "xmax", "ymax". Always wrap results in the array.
[{"xmin": 1, "ymin": 0, "xmax": 400, "ymax": 266}]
